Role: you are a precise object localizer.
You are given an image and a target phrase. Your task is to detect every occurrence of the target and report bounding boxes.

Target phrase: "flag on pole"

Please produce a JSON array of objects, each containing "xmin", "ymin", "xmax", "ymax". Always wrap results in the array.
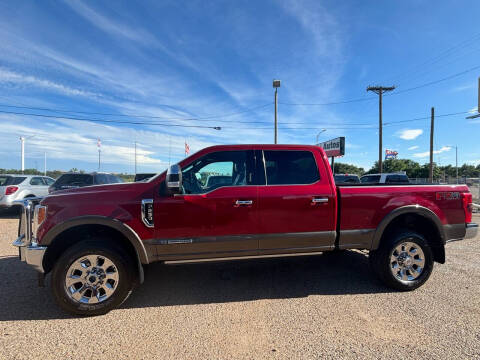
[
  {"xmin": 185, "ymin": 141, "xmax": 190, "ymax": 156},
  {"xmin": 385, "ymin": 149, "xmax": 398, "ymax": 160}
]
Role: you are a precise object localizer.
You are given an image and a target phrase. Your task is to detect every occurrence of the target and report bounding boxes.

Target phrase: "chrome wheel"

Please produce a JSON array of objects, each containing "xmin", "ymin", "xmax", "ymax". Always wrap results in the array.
[
  {"xmin": 65, "ymin": 254, "xmax": 119, "ymax": 304},
  {"xmin": 390, "ymin": 241, "xmax": 425, "ymax": 281}
]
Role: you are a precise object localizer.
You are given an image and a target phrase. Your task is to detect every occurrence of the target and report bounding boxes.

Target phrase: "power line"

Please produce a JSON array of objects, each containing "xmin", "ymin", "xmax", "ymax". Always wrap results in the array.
[
  {"xmin": 386, "ymin": 65, "xmax": 480, "ymax": 96},
  {"xmin": 0, "ymin": 102, "xmax": 272, "ymax": 122},
  {"xmin": 0, "ymin": 110, "xmax": 222, "ymax": 130},
  {"xmin": 278, "ymin": 64, "xmax": 480, "ymax": 106}
]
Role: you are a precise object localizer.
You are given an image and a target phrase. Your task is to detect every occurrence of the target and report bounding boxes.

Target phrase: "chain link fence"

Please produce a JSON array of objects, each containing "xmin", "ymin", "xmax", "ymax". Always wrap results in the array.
[{"xmin": 409, "ymin": 177, "xmax": 480, "ymax": 209}]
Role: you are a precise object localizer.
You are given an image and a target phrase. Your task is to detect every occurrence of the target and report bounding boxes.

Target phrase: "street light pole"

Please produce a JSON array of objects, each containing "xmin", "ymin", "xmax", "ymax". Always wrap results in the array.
[
  {"xmin": 134, "ymin": 141, "xmax": 137, "ymax": 175},
  {"xmin": 315, "ymin": 129, "xmax": 326, "ymax": 144},
  {"xmin": 273, "ymin": 80, "xmax": 281, "ymax": 144},
  {"xmin": 20, "ymin": 136, "xmax": 25, "ymax": 173}
]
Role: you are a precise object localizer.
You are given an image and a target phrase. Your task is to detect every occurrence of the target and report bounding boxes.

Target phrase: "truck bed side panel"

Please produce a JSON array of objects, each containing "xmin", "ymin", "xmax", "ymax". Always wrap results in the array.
[{"xmin": 337, "ymin": 185, "xmax": 469, "ymax": 249}]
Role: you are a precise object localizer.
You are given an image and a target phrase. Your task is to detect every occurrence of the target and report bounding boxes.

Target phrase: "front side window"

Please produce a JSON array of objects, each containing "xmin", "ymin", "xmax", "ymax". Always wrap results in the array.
[
  {"xmin": 43, "ymin": 177, "xmax": 55, "ymax": 186},
  {"xmin": 182, "ymin": 151, "xmax": 249, "ymax": 194},
  {"xmin": 30, "ymin": 177, "xmax": 44, "ymax": 186},
  {"xmin": 263, "ymin": 150, "xmax": 320, "ymax": 185}
]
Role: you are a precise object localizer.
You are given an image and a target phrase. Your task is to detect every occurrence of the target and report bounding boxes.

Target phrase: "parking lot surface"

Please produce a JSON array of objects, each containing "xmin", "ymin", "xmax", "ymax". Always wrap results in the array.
[{"xmin": 0, "ymin": 212, "xmax": 479, "ymax": 359}]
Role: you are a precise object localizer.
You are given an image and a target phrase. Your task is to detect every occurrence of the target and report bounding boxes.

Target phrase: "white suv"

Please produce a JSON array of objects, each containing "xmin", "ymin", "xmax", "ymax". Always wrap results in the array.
[
  {"xmin": 360, "ymin": 172, "xmax": 410, "ymax": 184},
  {"xmin": 0, "ymin": 175, "xmax": 55, "ymax": 209}
]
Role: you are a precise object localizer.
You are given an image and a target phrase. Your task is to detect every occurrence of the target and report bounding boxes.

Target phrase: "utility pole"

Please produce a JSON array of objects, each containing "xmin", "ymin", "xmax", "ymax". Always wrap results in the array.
[
  {"xmin": 273, "ymin": 80, "xmax": 281, "ymax": 144},
  {"xmin": 97, "ymin": 138, "xmax": 101, "ymax": 171},
  {"xmin": 429, "ymin": 107, "xmax": 434, "ymax": 183},
  {"xmin": 20, "ymin": 136, "xmax": 25, "ymax": 173},
  {"xmin": 44, "ymin": 152, "xmax": 46, "ymax": 176},
  {"xmin": 134, "ymin": 141, "xmax": 137, "ymax": 175},
  {"xmin": 456, "ymin": 146, "xmax": 458, "ymax": 184},
  {"xmin": 366, "ymin": 85, "xmax": 395, "ymax": 173}
]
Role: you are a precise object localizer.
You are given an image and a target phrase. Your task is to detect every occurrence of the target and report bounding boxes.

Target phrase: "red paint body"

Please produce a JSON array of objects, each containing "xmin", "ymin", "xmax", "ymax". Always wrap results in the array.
[{"xmin": 37, "ymin": 144, "xmax": 472, "ymax": 261}]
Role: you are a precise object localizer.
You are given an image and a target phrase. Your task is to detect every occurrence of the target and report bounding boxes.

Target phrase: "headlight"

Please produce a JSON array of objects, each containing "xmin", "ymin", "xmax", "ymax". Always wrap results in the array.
[{"xmin": 32, "ymin": 205, "xmax": 47, "ymax": 241}]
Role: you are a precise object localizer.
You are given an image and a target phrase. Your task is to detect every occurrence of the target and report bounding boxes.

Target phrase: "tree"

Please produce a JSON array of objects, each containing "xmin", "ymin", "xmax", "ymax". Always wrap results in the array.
[{"xmin": 333, "ymin": 163, "xmax": 365, "ymax": 175}]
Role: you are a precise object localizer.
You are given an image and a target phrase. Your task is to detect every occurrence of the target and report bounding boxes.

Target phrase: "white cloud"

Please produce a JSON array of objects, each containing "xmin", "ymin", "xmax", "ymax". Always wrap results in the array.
[
  {"xmin": 397, "ymin": 129, "xmax": 423, "ymax": 140},
  {"xmin": 0, "ymin": 68, "xmax": 102, "ymax": 99},
  {"xmin": 413, "ymin": 146, "xmax": 452, "ymax": 158},
  {"xmin": 408, "ymin": 145, "xmax": 419, "ymax": 150}
]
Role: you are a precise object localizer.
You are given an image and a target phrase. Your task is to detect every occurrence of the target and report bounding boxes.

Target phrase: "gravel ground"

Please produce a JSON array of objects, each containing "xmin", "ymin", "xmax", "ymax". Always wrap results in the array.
[{"xmin": 0, "ymin": 211, "xmax": 479, "ymax": 359}]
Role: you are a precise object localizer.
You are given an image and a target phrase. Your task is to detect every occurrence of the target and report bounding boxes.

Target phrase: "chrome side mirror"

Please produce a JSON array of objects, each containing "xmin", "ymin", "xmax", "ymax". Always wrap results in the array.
[{"xmin": 166, "ymin": 164, "xmax": 182, "ymax": 194}]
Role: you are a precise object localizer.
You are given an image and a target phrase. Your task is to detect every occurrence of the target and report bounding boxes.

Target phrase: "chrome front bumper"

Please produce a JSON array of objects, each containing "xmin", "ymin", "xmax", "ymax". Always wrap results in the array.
[
  {"xmin": 13, "ymin": 237, "xmax": 47, "ymax": 273},
  {"xmin": 465, "ymin": 223, "xmax": 478, "ymax": 239},
  {"xmin": 12, "ymin": 198, "xmax": 46, "ymax": 273}
]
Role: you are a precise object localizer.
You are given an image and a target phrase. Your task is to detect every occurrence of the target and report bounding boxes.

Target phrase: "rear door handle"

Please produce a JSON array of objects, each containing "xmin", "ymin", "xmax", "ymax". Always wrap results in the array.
[
  {"xmin": 311, "ymin": 197, "xmax": 328, "ymax": 204},
  {"xmin": 235, "ymin": 200, "xmax": 253, "ymax": 206}
]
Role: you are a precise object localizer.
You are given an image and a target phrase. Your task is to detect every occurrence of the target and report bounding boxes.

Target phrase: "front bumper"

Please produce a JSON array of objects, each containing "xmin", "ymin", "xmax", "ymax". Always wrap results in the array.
[
  {"xmin": 13, "ymin": 237, "xmax": 47, "ymax": 273},
  {"xmin": 11, "ymin": 198, "xmax": 46, "ymax": 273},
  {"xmin": 465, "ymin": 223, "xmax": 478, "ymax": 239}
]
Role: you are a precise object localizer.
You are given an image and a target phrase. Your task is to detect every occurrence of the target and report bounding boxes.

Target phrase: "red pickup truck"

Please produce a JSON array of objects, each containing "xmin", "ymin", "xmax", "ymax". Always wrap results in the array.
[{"xmin": 13, "ymin": 144, "xmax": 477, "ymax": 315}]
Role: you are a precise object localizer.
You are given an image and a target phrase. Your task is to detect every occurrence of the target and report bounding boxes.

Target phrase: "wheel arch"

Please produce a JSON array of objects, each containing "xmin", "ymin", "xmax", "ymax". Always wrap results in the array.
[
  {"xmin": 371, "ymin": 205, "xmax": 446, "ymax": 263},
  {"xmin": 42, "ymin": 216, "xmax": 149, "ymax": 283}
]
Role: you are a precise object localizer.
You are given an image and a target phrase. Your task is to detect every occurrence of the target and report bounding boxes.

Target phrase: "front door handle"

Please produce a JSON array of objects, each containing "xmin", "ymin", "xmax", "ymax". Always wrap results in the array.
[
  {"xmin": 235, "ymin": 200, "xmax": 253, "ymax": 206},
  {"xmin": 311, "ymin": 197, "xmax": 328, "ymax": 204}
]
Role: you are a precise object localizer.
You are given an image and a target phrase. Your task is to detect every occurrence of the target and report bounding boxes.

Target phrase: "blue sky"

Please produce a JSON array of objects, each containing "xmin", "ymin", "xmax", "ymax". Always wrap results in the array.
[{"xmin": 0, "ymin": 0, "xmax": 479, "ymax": 173}]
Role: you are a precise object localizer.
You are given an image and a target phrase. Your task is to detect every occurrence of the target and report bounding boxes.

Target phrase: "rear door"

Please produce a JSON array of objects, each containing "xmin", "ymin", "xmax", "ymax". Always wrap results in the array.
[
  {"xmin": 257, "ymin": 149, "xmax": 336, "ymax": 253},
  {"xmin": 153, "ymin": 149, "xmax": 260, "ymax": 260}
]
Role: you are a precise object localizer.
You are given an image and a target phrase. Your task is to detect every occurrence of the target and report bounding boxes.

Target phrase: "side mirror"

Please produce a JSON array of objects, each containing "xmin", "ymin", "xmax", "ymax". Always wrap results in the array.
[{"xmin": 166, "ymin": 164, "xmax": 182, "ymax": 194}]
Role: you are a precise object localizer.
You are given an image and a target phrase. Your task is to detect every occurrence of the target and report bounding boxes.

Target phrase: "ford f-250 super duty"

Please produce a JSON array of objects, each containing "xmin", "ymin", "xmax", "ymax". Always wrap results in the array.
[{"xmin": 13, "ymin": 144, "xmax": 478, "ymax": 315}]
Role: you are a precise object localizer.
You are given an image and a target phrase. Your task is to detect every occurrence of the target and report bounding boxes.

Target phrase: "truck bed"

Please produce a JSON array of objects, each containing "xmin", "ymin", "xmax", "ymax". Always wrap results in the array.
[{"xmin": 336, "ymin": 184, "xmax": 470, "ymax": 249}]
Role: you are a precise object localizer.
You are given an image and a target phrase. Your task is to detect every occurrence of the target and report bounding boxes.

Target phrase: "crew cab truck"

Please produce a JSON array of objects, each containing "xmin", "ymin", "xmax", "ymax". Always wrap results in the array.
[{"xmin": 13, "ymin": 144, "xmax": 478, "ymax": 315}]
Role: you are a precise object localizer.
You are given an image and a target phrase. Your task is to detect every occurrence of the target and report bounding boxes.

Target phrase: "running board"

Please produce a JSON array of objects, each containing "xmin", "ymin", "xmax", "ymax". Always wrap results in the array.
[{"xmin": 164, "ymin": 251, "xmax": 328, "ymax": 265}]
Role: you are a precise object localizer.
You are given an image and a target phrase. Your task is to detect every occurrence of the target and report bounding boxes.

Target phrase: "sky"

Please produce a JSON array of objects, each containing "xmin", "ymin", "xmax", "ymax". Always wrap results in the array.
[{"xmin": 0, "ymin": 0, "xmax": 479, "ymax": 174}]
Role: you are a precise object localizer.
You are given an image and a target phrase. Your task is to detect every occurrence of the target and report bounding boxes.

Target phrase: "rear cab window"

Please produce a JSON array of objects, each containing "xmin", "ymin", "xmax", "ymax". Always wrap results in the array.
[
  {"xmin": 55, "ymin": 174, "xmax": 94, "ymax": 186},
  {"xmin": 263, "ymin": 150, "xmax": 320, "ymax": 185}
]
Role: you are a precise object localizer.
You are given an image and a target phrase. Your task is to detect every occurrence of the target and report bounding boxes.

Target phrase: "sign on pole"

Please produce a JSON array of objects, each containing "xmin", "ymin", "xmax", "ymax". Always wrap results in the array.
[
  {"xmin": 316, "ymin": 137, "xmax": 345, "ymax": 157},
  {"xmin": 385, "ymin": 149, "xmax": 398, "ymax": 160}
]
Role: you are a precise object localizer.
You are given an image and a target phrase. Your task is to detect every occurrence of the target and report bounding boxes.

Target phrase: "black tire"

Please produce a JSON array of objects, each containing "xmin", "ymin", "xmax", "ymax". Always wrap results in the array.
[
  {"xmin": 369, "ymin": 230, "xmax": 434, "ymax": 291},
  {"xmin": 51, "ymin": 239, "xmax": 135, "ymax": 316}
]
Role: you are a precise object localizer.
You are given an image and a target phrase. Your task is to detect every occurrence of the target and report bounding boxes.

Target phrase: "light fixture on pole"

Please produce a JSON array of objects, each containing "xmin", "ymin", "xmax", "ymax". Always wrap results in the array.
[
  {"xmin": 273, "ymin": 79, "xmax": 281, "ymax": 144},
  {"xmin": 315, "ymin": 129, "xmax": 327, "ymax": 144}
]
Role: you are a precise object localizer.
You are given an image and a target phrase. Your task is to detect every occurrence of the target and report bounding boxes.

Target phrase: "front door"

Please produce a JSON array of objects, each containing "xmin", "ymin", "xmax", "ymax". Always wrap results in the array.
[
  {"xmin": 257, "ymin": 149, "xmax": 337, "ymax": 254},
  {"xmin": 153, "ymin": 149, "xmax": 259, "ymax": 260}
]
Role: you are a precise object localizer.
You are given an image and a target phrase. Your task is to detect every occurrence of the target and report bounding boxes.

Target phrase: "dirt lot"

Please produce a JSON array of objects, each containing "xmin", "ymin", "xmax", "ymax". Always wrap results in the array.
[{"xmin": 0, "ymin": 212, "xmax": 479, "ymax": 360}]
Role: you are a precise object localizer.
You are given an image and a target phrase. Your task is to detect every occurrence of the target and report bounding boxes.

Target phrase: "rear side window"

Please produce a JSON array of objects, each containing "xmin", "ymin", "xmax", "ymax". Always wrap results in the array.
[
  {"xmin": 361, "ymin": 175, "xmax": 381, "ymax": 183},
  {"xmin": 0, "ymin": 176, "xmax": 11, "ymax": 186},
  {"xmin": 263, "ymin": 150, "xmax": 320, "ymax": 185},
  {"xmin": 107, "ymin": 174, "xmax": 123, "ymax": 183},
  {"xmin": 386, "ymin": 175, "xmax": 409, "ymax": 184},
  {"xmin": 3, "ymin": 176, "xmax": 27, "ymax": 185},
  {"xmin": 55, "ymin": 174, "xmax": 94, "ymax": 186}
]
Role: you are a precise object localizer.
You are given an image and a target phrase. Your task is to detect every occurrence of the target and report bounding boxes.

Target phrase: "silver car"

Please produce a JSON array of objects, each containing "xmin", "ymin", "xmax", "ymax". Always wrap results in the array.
[{"xmin": 0, "ymin": 174, "xmax": 55, "ymax": 208}]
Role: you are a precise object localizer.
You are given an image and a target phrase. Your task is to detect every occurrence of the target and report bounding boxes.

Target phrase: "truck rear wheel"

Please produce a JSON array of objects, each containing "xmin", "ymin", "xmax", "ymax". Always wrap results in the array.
[
  {"xmin": 51, "ymin": 239, "xmax": 135, "ymax": 316},
  {"xmin": 369, "ymin": 230, "xmax": 434, "ymax": 291}
]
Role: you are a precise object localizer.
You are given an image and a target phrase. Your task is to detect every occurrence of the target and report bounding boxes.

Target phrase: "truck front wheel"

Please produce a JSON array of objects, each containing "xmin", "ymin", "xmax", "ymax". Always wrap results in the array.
[
  {"xmin": 369, "ymin": 230, "xmax": 434, "ymax": 291},
  {"xmin": 51, "ymin": 239, "xmax": 135, "ymax": 316}
]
